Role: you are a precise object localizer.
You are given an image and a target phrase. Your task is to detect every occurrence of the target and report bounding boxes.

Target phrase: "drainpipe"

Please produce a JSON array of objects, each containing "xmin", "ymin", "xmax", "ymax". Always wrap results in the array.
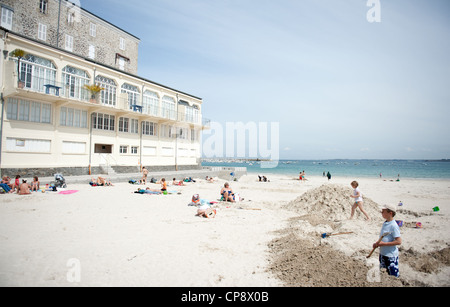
[
  {"xmin": 140, "ymin": 84, "xmax": 144, "ymax": 171},
  {"xmin": 175, "ymin": 93, "xmax": 179, "ymax": 171},
  {"xmin": 88, "ymin": 112, "xmax": 93, "ymax": 175},
  {"xmin": 0, "ymin": 93, "xmax": 4, "ymax": 177},
  {"xmin": 56, "ymin": 0, "xmax": 62, "ymax": 48}
]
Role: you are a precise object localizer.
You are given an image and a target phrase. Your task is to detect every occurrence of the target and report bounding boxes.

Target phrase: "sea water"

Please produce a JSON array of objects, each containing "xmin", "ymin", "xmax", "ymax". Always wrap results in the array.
[{"xmin": 202, "ymin": 159, "xmax": 450, "ymax": 179}]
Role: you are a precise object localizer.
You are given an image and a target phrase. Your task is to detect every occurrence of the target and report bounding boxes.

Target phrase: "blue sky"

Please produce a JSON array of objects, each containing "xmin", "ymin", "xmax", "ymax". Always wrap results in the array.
[{"xmin": 81, "ymin": 0, "xmax": 450, "ymax": 160}]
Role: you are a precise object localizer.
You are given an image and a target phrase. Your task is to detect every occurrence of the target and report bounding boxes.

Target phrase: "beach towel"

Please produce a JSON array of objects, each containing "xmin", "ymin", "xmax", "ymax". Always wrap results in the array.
[{"xmin": 58, "ymin": 190, "xmax": 78, "ymax": 195}]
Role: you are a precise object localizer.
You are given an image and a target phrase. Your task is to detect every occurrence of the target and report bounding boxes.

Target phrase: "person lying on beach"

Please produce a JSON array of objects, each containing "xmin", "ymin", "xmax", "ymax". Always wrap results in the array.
[
  {"xmin": 205, "ymin": 176, "xmax": 217, "ymax": 183},
  {"xmin": 220, "ymin": 182, "xmax": 235, "ymax": 202},
  {"xmin": 31, "ymin": 176, "xmax": 40, "ymax": 192},
  {"xmin": 172, "ymin": 178, "xmax": 186, "ymax": 186},
  {"xmin": 17, "ymin": 180, "xmax": 31, "ymax": 195},
  {"xmin": 90, "ymin": 176, "xmax": 113, "ymax": 186},
  {"xmin": 134, "ymin": 187, "xmax": 161, "ymax": 194}
]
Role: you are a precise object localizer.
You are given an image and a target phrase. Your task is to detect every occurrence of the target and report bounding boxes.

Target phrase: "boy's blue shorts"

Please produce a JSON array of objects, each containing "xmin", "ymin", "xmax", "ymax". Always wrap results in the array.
[{"xmin": 379, "ymin": 255, "xmax": 400, "ymax": 278}]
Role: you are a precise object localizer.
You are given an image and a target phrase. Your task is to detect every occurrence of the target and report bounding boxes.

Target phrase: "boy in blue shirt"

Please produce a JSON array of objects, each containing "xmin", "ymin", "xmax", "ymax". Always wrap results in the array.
[{"xmin": 373, "ymin": 204, "xmax": 402, "ymax": 277}]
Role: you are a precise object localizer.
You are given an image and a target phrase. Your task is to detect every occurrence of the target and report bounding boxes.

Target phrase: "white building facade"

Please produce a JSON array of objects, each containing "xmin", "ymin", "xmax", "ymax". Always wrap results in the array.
[{"xmin": 0, "ymin": 1, "xmax": 207, "ymax": 176}]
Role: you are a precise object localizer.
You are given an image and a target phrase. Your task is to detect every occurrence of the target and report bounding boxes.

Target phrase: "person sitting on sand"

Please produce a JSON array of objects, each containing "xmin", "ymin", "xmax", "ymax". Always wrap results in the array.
[
  {"xmin": 161, "ymin": 178, "xmax": 167, "ymax": 192},
  {"xmin": 17, "ymin": 180, "xmax": 31, "ymax": 195},
  {"xmin": 31, "ymin": 176, "xmax": 40, "ymax": 192},
  {"xmin": 0, "ymin": 176, "xmax": 13, "ymax": 193},
  {"xmin": 140, "ymin": 167, "xmax": 149, "ymax": 185},
  {"xmin": 220, "ymin": 182, "xmax": 235, "ymax": 202}
]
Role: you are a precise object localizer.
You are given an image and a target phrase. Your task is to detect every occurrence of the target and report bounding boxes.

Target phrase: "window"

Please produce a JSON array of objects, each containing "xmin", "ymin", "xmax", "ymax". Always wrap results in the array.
[
  {"xmin": 15, "ymin": 53, "xmax": 56, "ymax": 93},
  {"xmin": 65, "ymin": 34, "xmax": 73, "ymax": 52},
  {"xmin": 6, "ymin": 138, "xmax": 51, "ymax": 153},
  {"xmin": 120, "ymin": 37, "xmax": 126, "ymax": 50},
  {"xmin": 121, "ymin": 83, "xmax": 140, "ymax": 110},
  {"xmin": 118, "ymin": 117, "xmax": 129, "ymax": 133},
  {"xmin": 92, "ymin": 113, "xmax": 115, "ymax": 131},
  {"xmin": 96, "ymin": 75, "xmax": 117, "ymax": 106},
  {"xmin": 191, "ymin": 129, "xmax": 197, "ymax": 142},
  {"xmin": 118, "ymin": 57, "xmax": 125, "ymax": 70},
  {"xmin": 88, "ymin": 45, "xmax": 95, "ymax": 59},
  {"xmin": 1, "ymin": 6, "xmax": 13, "ymax": 30},
  {"xmin": 7, "ymin": 98, "xmax": 51, "ymax": 124},
  {"xmin": 62, "ymin": 141, "xmax": 86, "ymax": 154},
  {"xmin": 143, "ymin": 90, "xmax": 159, "ymax": 116},
  {"xmin": 131, "ymin": 146, "xmax": 138, "ymax": 154},
  {"xmin": 61, "ymin": 66, "xmax": 90, "ymax": 101},
  {"xmin": 162, "ymin": 96, "xmax": 176, "ymax": 120},
  {"xmin": 90, "ymin": 23, "xmax": 97, "ymax": 37},
  {"xmin": 142, "ymin": 121, "xmax": 158, "ymax": 136},
  {"xmin": 119, "ymin": 145, "xmax": 128, "ymax": 154},
  {"xmin": 38, "ymin": 23, "xmax": 47, "ymax": 41},
  {"xmin": 120, "ymin": 118, "xmax": 139, "ymax": 134},
  {"xmin": 60, "ymin": 107, "xmax": 88, "ymax": 128},
  {"xmin": 39, "ymin": 0, "xmax": 48, "ymax": 14},
  {"xmin": 68, "ymin": 12, "xmax": 75, "ymax": 25}
]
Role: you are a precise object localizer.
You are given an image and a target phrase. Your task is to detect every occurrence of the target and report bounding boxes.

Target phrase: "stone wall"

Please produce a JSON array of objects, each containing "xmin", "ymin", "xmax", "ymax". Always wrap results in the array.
[{"xmin": 1, "ymin": 0, "xmax": 139, "ymax": 74}]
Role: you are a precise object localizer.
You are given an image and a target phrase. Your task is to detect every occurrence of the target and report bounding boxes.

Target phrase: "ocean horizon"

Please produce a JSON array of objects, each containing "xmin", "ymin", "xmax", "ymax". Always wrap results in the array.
[{"xmin": 201, "ymin": 159, "xmax": 450, "ymax": 179}]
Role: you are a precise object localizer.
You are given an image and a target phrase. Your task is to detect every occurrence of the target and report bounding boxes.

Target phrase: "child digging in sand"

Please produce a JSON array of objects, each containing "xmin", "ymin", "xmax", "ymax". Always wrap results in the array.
[
  {"xmin": 373, "ymin": 204, "xmax": 402, "ymax": 278},
  {"xmin": 349, "ymin": 181, "xmax": 370, "ymax": 221}
]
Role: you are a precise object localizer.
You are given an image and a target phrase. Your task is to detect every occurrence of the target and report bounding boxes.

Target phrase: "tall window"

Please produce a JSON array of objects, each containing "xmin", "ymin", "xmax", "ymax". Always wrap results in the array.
[
  {"xmin": 65, "ymin": 34, "xmax": 73, "ymax": 52},
  {"xmin": 185, "ymin": 105, "xmax": 200, "ymax": 124},
  {"xmin": 162, "ymin": 96, "xmax": 176, "ymax": 120},
  {"xmin": 90, "ymin": 23, "xmax": 97, "ymax": 37},
  {"xmin": 62, "ymin": 66, "xmax": 90, "ymax": 101},
  {"xmin": 120, "ymin": 37, "xmax": 126, "ymax": 50},
  {"xmin": 143, "ymin": 90, "xmax": 159, "ymax": 116},
  {"xmin": 38, "ymin": 23, "xmax": 47, "ymax": 41},
  {"xmin": 16, "ymin": 54, "xmax": 56, "ymax": 93},
  {"xmin": 96, "ymin": 75, "xmax": 117, "ymax": 106},
  {"xmin": 1, "ymin": 6, "xmax": 13, "ymax": 30},
  {"xmin": 39, "ymin": 0, "xmax": 48, "ymax": 14},
  {"xmin": 121, "ymin": 83, "xmax": 140, "ymax": 110}
]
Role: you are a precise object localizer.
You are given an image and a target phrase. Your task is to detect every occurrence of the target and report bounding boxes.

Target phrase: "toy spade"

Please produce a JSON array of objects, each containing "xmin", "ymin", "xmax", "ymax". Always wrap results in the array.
[
  {"xmin": 321, "ymin": 231, "xmax": 353, "ymax": 239},
  {"xmin": 367, "ymin": 232, "xmax": 392, "ymax": 258}
]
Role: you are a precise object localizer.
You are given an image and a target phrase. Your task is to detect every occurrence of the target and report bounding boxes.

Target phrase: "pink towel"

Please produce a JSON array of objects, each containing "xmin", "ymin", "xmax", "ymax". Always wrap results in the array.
[{"xmin": 58, "ymin": 190, "xmax": 79, "ymax": 195}]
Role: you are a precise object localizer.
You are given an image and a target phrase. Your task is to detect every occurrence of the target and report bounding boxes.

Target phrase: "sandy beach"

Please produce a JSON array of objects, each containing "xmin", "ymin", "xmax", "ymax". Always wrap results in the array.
[{"xmin": 0, "ymin": 174, "xmax": 449, "ymax": 287}]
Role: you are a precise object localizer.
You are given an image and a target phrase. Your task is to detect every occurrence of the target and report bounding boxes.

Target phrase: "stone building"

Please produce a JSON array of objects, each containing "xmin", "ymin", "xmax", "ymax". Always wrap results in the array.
[
  {"xmin": 0, "ymin": 0, "xmax": 208, "ymax": 177},
  {"xmin": 1, "ymin": 0, "xmax": 139, "ymax": 74}
]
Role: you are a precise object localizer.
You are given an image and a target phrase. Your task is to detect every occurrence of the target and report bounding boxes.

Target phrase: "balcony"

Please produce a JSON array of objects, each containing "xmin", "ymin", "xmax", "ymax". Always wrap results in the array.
[{"xmin": 3, "ymin": 61, "xmax": 210, "ymax": 129}]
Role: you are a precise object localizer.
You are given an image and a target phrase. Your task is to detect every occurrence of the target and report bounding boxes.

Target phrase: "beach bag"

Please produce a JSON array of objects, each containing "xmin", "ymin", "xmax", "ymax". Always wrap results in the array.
[
  {"xmin": 0, "ymin": 186, "xmax": 5, "ymax": 194},
  {"xmin": 234, "ymin": 193, "xmax": 241, "ymax": 202}
]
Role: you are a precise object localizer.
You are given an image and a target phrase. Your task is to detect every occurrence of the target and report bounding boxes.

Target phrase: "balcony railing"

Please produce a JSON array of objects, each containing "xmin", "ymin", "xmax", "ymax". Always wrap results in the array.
[{"xmin": 17, "ymin": 75, "xmax": 91, "ymax": 102}]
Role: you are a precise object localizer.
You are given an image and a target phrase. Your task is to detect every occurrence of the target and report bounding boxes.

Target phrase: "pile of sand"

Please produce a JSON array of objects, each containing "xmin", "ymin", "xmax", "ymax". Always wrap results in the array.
[
  {"xmin": 269, "ymin": 183, "xmax": 450, "ymax": 287},
  {"xmin": 283, "ymin": 184, "xmax": 383, "ymax": 223}
]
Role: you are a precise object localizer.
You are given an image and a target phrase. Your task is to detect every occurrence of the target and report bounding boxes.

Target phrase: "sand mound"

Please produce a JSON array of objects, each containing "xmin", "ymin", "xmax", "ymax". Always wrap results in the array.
[{"xmin": 283, "ymin": 184, "xmax": 382, "ymax": 222}]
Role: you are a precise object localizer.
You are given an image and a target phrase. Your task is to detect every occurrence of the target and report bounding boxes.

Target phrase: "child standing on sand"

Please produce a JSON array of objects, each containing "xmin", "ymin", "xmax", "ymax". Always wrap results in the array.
[
  {"xmin": 373, "ymin": 204, "xmax": 402, "ymax": 277},
  {"xmin": 350, "ymin": 181, "xmax": 371, "ymax": 221}
]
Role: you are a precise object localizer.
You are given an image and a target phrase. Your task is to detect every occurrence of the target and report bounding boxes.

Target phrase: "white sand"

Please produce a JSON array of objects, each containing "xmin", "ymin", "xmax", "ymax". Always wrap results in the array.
[{"xmin": 0, "ymin": 174, "xmax": 449, "ymax": 286}]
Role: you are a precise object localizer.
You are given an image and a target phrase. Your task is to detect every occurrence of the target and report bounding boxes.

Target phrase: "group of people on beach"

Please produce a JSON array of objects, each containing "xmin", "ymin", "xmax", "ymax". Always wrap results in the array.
[
  {"xmin": 0, "ymin": 175, "xmax": 40, "ymax": 195},
  {"xmin": 349, "ymin": 180, "xmax": 401, "ymax": 278}
]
